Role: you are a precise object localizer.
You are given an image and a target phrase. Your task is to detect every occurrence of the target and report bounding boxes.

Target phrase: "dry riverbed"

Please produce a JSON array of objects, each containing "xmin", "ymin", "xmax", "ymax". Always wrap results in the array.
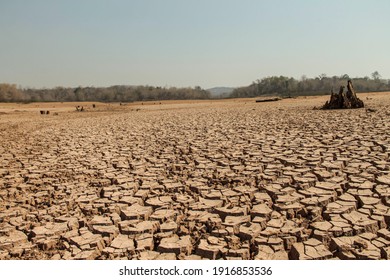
[{"xmin": 1, "ymin": 93, "xmax": 390, "ymax": 260}]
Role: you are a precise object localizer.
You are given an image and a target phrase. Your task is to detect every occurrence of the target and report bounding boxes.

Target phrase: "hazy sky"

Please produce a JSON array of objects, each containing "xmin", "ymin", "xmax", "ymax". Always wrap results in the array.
[{"xmin": 1, "ymin": 0, "xmax": 390, "ymax": 89}]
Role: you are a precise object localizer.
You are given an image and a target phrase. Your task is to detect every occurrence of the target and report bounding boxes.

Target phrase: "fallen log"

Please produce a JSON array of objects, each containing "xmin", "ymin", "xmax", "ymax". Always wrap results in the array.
[{"xmin": 255, "ymin": 97, "xmax": 281, "ymax": 103}]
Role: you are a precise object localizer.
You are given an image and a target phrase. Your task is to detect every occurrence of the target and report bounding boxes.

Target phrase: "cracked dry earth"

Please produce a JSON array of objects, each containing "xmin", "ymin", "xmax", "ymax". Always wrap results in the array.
[{"xmin": 1, "ymin": 94, "xmax": 390, "ymax": 260}]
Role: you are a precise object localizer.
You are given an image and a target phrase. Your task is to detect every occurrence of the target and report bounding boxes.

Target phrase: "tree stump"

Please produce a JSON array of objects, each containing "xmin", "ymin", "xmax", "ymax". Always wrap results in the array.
[{"xmin": 322, "ymin": 80, "xmax": 364, "ymax": 109}]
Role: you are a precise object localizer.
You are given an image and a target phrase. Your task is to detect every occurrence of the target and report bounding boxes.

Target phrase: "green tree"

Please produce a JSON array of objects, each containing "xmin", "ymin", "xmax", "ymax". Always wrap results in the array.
[{"xmin": 371, "ymin": 71, "xmax": 381, "ymax": 81}]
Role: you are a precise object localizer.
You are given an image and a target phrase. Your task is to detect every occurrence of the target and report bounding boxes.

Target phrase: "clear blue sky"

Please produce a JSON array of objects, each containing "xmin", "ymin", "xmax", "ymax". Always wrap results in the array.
[{"xmin": 1, "ymin": 0, "xmax": 389, "ymax": 89}]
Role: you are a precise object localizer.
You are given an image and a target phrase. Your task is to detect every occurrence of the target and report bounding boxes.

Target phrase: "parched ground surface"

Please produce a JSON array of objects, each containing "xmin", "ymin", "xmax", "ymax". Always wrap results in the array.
[{"xmin": 1, "ymin": 93, "xmax": 390, "ymax": 260}]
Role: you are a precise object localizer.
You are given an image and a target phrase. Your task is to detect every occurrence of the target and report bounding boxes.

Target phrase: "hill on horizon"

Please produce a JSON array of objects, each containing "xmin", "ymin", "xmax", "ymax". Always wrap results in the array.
[{"xmin": 207, "ymin": 87, "xmax": 235, "ymax": 98}]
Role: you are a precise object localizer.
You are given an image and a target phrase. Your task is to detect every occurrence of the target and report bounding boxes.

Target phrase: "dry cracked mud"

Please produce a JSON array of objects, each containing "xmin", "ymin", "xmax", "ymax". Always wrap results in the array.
[{"xmin": 0, "ymin": 94, "xmax": 390, "ymax": 260}]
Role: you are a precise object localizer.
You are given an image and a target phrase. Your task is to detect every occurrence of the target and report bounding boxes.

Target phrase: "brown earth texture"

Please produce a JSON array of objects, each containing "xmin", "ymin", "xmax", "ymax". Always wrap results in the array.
[{"xmin": 1, "ymin": 93, "xmax": 390, "ymax": 260}]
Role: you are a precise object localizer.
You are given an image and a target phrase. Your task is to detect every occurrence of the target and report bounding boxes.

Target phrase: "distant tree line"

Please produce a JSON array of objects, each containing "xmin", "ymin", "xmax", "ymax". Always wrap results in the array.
[
  {"xmin": 2, "ymin": 72, "xmax": 389, "ymax": 102},
  {"xmin": 230, "ymin": 72, "xmax": 390, "ymax": 98},
  {"xmin": 0, "ymin": 84, "xmax": 211, "ymax": 103}
]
